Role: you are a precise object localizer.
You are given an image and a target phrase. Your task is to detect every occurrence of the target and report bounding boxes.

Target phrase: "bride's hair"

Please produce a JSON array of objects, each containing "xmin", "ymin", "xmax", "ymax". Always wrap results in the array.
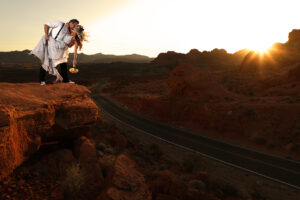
[{"xmin": 75, "ymin": 25, "xmax": 88, "ymax": 50}]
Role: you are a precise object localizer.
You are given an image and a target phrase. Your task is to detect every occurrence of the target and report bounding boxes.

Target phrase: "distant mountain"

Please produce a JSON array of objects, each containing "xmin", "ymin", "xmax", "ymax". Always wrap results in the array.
[
  {"xmin": 0, "ymin": 50, "xmax": 39, "ymax": 64},
  {"xmin": 68, "ymin": 52, "xmax": 153, "ymax": 63},
  {"xmin": 152, "ymin": 48, "xmax": 250, "ymax": 68},
  {"xmin": 0, "ymin": 50, "xmax": 153, "ymax": 64}
]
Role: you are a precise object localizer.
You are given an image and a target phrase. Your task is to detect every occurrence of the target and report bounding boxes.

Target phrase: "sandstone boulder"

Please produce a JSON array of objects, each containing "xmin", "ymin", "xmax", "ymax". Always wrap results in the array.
[
  {"xmin": 98, "ymin": 154, "xmax": 151, "ymax": 200},
  {"xmin": 73, "ymin": 136, "xmax": 104, "ymax": 193}
]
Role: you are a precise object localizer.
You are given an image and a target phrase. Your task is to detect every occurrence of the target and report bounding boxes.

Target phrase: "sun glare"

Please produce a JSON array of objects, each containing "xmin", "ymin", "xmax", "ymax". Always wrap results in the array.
[
  {"xmin": 254, "ymin": 46, "xmax": 270, "ymax": 53},
  {"xmin": 84, "ymin": 0, "xmax": 294, "ymax": 56},
  {"xmin": 251, "ymin": 46, "xmax": 272, "ymax": 55},
  {"xmin": 244, "ymin": 39, "xmax": 275, "ymax": 55}
]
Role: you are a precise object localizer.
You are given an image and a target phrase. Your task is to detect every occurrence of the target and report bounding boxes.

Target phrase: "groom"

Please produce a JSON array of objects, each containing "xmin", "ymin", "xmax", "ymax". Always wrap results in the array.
[{"xmin": 39, "ymin": 19, "xmax": 79, "ymax": 85}]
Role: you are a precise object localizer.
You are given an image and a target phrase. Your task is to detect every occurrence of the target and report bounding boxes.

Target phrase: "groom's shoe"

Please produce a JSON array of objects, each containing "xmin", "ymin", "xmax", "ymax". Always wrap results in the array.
[
  {"xmin": 63, "ymin": 80, "xmax": 75, "ymax": 84},
  {"xmin": 67, "ymin": 80, "xmax": 75, "ymax": 84},
  {"xmin": 40, "ymin": 81, "xmax": 46, "ymax": 86}
]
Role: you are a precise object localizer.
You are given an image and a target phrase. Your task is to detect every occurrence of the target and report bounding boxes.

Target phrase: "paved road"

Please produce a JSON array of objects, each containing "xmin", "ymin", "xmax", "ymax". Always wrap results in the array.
[{"xmin": 89, "ymin": 83, "xmax": 300, "ymax": 189}]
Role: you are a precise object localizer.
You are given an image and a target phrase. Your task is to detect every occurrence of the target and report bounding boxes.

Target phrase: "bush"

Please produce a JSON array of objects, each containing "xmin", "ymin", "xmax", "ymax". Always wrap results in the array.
[
  {"xmin": 181, "ymin": 155, "xmax": 203, "ymax": 173},
  {"xmin": 94, "ymin": 142, "xmax": 107, "ymax": 151},
  {"xmin": 100, "ymin": 159, "xmax": 114, "ymax": 178},
  {"xmin": 148, "ymin": 144, "xmax": 164, "ymax": 160},
  {"xmin": 250, "ymin": 133, "xmax": 266, "ymax": 145},
  {"xmin": 62, "ymin": 163, "xmax": 85, "ymax": 199},
  {"xmin": 189, "ymin": 179, "xmax": 206, "ymax": 191},
  {"xmin": 266, "ymin": 140, "xmax": 275, "ymax": 149},
  {"xmin": 134, "ymin": 150, "xmax": 153, "ymax": 165},
  {"xmin": 294, "ymin": 131, "xmax": 300, "ymax": 136},
  {"xmin": 221, "ymin": 184, "xmax": 239, "ymax": 197},
  {"xmin": 251, "ymin": 190, "xmax": 266, "ymax": 200},
  {"xmin": 95, "ymin": 142, "xmax": 114, "ymax": 154},
  {"xmin": 244, "ymin": 107, "xmax": 256, "ymax": 117}
]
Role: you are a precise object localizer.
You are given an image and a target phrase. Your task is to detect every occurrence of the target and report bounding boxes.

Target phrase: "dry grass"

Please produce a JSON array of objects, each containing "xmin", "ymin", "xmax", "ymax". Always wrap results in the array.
[{"xmin": 62, "ymin": 163, "xmax": 85, "ymax": 199}]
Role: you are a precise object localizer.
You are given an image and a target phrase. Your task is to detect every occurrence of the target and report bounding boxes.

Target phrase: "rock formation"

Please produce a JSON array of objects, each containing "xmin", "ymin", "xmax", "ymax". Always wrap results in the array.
[
  {"xmin": 152, "ymin": 48, "xmax": 249, "ymax": 68},
  {"xmin": 73, "ymin": 136, "xmax": 104, "ymax": 196},
  {"xmin": 0, "ymin": 83, "xmax": 98, "ymax": 180},
  {"xmin": 97, "ymin": 154, "xmax": 152, "ymax": 200}
]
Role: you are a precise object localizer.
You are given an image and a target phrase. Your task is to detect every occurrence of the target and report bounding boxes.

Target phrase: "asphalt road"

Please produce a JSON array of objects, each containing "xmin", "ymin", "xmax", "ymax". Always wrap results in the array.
[{"xmin": 89, "ymin": 84, "xmax": 300, "ymax": 190}]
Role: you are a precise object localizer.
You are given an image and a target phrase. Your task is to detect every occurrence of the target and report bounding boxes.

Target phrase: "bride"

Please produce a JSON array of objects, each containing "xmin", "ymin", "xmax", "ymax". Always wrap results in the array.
[
  {"xmin": 29, "ymin": 21, "xmax": 87, "ymax": 85},
  {"xmin": 53, "ymin": 24, "xmax": 87, "ymax": 83}
]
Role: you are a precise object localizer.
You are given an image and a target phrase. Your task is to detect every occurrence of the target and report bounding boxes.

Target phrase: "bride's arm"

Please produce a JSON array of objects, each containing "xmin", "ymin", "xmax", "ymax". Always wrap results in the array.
[{"xmin": 73, "ymin": 41, "xmax": 78, "ymax": 66}]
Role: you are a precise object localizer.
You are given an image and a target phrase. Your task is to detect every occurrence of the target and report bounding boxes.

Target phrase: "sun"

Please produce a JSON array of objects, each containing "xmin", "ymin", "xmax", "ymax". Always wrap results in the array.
[
  {"xmin": 244, "ymin": 37, "xmax": 276, "ymax": 55},
  {"xmin": 247, "ymin": 45, "xmax": 273, "ymax": 56},
  {"xmin": 254, "ymin": 46, "xmax": 270, "ymax": 53}
]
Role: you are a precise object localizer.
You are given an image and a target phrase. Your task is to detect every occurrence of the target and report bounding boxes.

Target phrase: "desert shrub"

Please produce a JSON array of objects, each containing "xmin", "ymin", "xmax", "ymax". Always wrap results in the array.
[
  {"xmin": 95, "ymin": 142, "xmax": 114, "ymax": 154},
  {"xmin": 294, "ymin": 131, "xmax": 300, "ymax": 136},
  {"xmin": 250, "ymin": 133, "xmax": 266, "ymax": 145},
  {"xmin": 220, "ymin": 184, "xmax": 239, "ymax": 197},
  {"xmin": 251, "ymin": 190, "xmax": 266, "ymax": 200},
  {"xmin": 134, "ymin": 149, "xmax": 154, "ymax": 165},
  {"xmin": 127, "ymin": 134, "xmax": 141, "ymax": 145},
  {"xmin": 274, "ymin": 116, "xmax": 280, "ymax": 121},
  {"xmin": 94, "ymin": 142, "xmax": 106, "ymax": 151},
  {"xmin": 163, "ymin": 156, "xmax": 180, "ymax": 168},
  {"xmin": 158, "ymin": 164, "xmax": 168, "ymax": 171},
  {"xmin": 244, "ymin": 106, "xmax": 256, "ymax": 117},
  {"xmin": 148, "ymin": 144, "xmax": 164, "ymax": 160},
  {"xmin": 100, "ymin": 159, "xmax": 114, "ymax": 178},
  {"xmin": 285, "ymin": 143, "xmax": 298, "ymax": 152},
  {"xmin": 63, "ymin": 163, "xmax": 85, "ymax": 199},
  {"xmin": 181, "ymin": 155, "xmax": 203, "ymax": 173},
  {"xmin": 266, "ymin": 140, "xmax": 275, "ymax": 149},
  {"xmin": 281, "ymin": 135, "xmax": 292, "ymax": 141},
  {"xmin": 189, "ymin": 179, "xmax": 206, "ymax": 191}
]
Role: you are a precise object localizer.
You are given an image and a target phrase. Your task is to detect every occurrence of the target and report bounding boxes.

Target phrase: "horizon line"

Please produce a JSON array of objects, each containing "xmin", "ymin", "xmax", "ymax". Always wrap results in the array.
[{"xmin": 0, "ymin": 47, "xmax": 256, "ymax": 58}]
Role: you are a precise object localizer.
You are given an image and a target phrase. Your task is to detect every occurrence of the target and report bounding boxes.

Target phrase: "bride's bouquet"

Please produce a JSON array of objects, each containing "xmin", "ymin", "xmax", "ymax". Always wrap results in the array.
[{"xmin": 69, "ymin": 65, "xmax": 79, "ymax": 73}]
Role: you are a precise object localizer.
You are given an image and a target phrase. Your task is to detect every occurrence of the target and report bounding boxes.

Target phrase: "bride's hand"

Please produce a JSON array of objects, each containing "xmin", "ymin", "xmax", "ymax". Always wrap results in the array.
[{"xmin": 73, "ymin": 59, "xmax": 77, "ymax": 67}]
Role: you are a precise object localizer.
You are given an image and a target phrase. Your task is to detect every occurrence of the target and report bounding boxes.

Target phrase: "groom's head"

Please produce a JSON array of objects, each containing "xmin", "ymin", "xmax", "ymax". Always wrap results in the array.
[{"xmin": 69, "ymin": 19, "xmax": 79, "ymax": 29}]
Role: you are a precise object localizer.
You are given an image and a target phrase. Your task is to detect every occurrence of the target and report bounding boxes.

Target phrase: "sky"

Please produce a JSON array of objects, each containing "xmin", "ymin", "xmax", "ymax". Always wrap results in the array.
[{"xmin": 1, "ymin": 0, "xmax": 300, "ymax": 57}]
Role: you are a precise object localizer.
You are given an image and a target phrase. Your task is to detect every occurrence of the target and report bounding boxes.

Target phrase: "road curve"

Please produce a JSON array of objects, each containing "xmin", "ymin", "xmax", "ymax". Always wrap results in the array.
[{"xmin": 90, "ymin": 94, "xmax": 300, "ymax": 189}]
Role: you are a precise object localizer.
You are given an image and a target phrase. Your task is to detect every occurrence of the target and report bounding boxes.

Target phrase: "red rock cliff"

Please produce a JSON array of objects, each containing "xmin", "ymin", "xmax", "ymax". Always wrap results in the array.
[{"xmin": 0, "ymin": 83, "xmax": 98, "ymax": 180}]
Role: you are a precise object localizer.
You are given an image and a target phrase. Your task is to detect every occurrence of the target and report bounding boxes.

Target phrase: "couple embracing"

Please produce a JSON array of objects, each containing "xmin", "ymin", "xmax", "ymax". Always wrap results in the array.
[{"xmin": 30, "ymin": 19, "xmax": 87, "ymax": 85}]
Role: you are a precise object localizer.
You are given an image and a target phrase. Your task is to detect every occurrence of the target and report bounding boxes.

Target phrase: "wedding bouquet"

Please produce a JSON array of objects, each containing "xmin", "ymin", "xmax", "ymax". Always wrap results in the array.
[{"xmin": 69, "ymin": 65, "xmax": 79, "ymax": 73}]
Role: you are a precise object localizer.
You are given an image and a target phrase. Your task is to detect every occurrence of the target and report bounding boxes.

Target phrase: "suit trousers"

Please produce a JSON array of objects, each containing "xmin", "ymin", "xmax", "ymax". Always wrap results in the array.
[{"xmin": 39, "ymin": 62, "xmax": 69, "ymax": 82}]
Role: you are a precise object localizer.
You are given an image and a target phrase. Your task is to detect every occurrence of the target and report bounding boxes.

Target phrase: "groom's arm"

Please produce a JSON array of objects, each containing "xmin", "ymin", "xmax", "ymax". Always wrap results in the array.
[{"xmin": 44, "ymin": 21, "xmax": 62, "ymax": 40}]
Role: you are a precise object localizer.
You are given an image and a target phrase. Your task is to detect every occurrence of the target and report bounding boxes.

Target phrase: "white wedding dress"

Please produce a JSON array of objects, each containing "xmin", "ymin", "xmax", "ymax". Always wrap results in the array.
[{"xmin": 29, "ymin": 25, "xmax": 73, "ymax": 76}]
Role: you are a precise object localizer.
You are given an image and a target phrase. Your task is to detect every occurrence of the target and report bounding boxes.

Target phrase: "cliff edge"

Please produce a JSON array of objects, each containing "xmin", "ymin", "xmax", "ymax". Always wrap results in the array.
[{"xmin": 0, "ymin": 83, "xmax": 98, "ymax": 180}]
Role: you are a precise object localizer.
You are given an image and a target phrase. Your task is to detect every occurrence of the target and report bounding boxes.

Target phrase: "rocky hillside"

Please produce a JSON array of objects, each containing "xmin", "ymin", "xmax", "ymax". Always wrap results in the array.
[{"xmin": 101, "ymin": 60, "xmax": 300, "ymax": 161}]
